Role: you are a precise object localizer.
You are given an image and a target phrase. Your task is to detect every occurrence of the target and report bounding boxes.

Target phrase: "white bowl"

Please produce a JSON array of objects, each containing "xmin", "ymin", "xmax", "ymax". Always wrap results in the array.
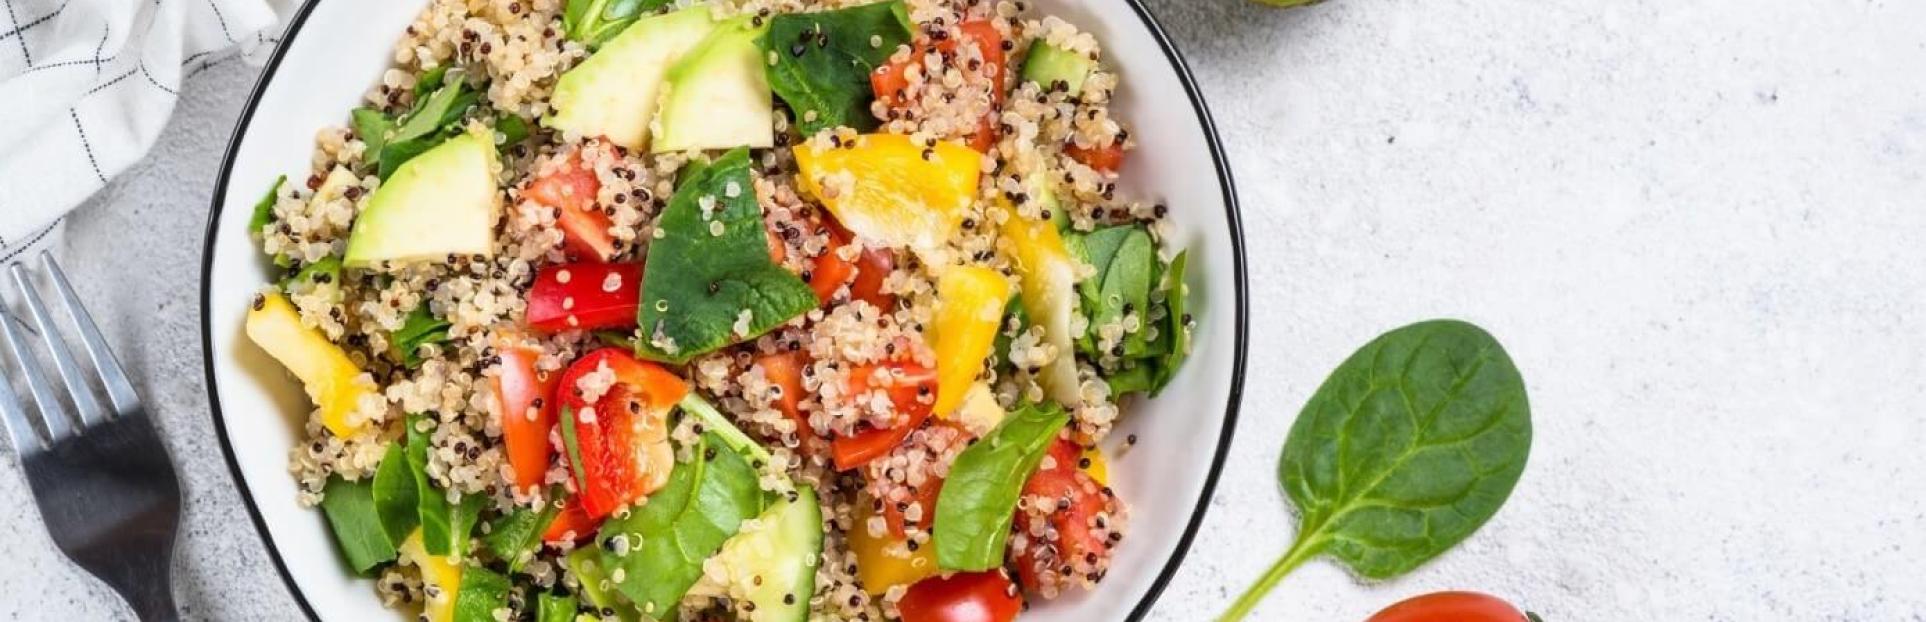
[{"xmin": 200, "ymin": 0, "xmax": 1247, "ymax": 619}]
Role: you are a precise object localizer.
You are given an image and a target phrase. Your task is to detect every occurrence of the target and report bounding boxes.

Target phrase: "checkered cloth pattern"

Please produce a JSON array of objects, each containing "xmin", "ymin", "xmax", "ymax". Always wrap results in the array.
[{"xmin": 0, "ymin": 0, "xmax": 295, "ymax": 262}]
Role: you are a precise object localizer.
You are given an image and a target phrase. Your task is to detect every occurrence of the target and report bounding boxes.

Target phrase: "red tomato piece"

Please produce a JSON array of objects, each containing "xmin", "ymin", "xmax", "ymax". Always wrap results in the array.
[
  {"xmin": 757, "ymin": 352, "xmax": 816, "ymax": 442},
  {"xmin": 555, "ymin": 349, "xmax": 690, "ymax": 518},
  {"xmin": 871, "ymin": 20, "xmax": 1008, "ymax": 153},
  {"xmin": 526, "ymin": 262, "xmax": 641, "ymax": 332},
  {"xmin": 881, "ymin": 475, "xmax": 944, "ymax": 538},
  {"xmin": 898, "ymin": 571, "xmax": 1023, "ymax": 622},
  {"xmin": 809, "ymin": 226, "xmax": 858, "ymax": 305},
  {"xmin": 871, "ymin": 53, "xmax": 913, "ymax": 107},
  {"xmin": 1065, "ymin": 142, "xmax": 1125, "ymax": 174},
  {"xmin": 849, "ymin": 245, "xmax": 896, "ymax": 312},
  {"xmin": 527, "ymin": 153, "xmax": 617, "ymax": 262},
  {"xmin": 1365, "ymin": 592, "xmax": 1531, "ymax": 622},
  {"xmin": 494, "ymin": 344, "xmax": 558, "ymax": 492},
  {"xmin": 831, "ymin": 361, "xmax": 937, "ymax": 471},
  {"xmin": 1012, "ymin": 439, "xmax": 1115, "ymax": 595},
  {"xmin": 541, "ymin": 495, "xmax": 600, "ymax": 544}
]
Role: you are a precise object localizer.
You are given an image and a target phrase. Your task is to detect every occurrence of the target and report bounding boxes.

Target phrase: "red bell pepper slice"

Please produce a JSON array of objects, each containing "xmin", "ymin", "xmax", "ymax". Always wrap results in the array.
[
  {"xmin": 527, "ymin": 152, "xmax": 618, "ymax": 262},
  {"xmin": 526, "ymin": 262, "xmax": 641, "ymax": 332},
  {"xmin": 831, "ymin": 361, "xmax": 937, "ymax": 471},
  {"xmin": 555, "ymin": 348, "xmax": 689, "ymax": 518},
  {"xmin": 494, "ymin": 341, "xmax": 558, "ymax": 492}
]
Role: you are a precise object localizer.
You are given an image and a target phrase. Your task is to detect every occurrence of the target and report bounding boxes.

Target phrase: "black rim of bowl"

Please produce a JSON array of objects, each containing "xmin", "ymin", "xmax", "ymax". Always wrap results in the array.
[{"xmin": 199, "ymin": 0, "xmax": 1247, "ymax": 619}]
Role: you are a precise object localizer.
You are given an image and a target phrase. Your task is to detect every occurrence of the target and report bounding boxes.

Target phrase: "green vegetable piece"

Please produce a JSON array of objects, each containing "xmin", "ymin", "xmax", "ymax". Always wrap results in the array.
[
  {"xmin": 495, "ymin": 114, "xmax": 530, "ymax": 147},
  {"xmin": 593, "ymin": 329, "xmax": 640, "ymax": 352},
  {"xmin": 406, "ymin": 414, "xmax": 482, "ymax": 557},
  {"xmin": 600, "ymin": 433, "xmax": 766, "ymax": 619},
  {"xmin": 284, "ymin": 256, "xmax": 342, "ymax": 292},
  {"xmin": 371, "ymin": 442, "xmax": 421, "ymax": 545},
  {"xmin": 319, "ymin": 475, "xmax": 397, "ymax": 574},
  {"xmin": 536, "ymin": 592, "xmax": 580, "ymax": 622},
  {"xmin": 564, "ymin": 0, "xmax": 671, "ymax": 48},
  {"xmin": 482, "ymin": 489, "xmax": 565, "ymax": 573},
  {"xmin": 1102, "ymin": 362, "xmax": 1154, "ymax": 395},
  {"xmin": 761, "ymin": 1, "xmax": 914, "ymax": 136},
  {"xmin": 452, "ymin": 565, "xmax": 512, "ymax": 622},
  {"xmin": 566, "ymin": 548, "xmax": 642, "ymax": 621},
  {"xmin": 677, "ymin": 392, "xmax": 773, "ymax": 467},
  {"xmin": 1220, "ymin": 320, "xmax": 1533, "ymax": 621},
  {"xmin": 1149, "ymin": 250, "xmax": 1191, "ymax": 395},
  {"xmin": 636, "ymin": 149, "xmax": 817, "ymax": 364},
  {"xmin": 932, "ymin": 402, "xmax": 1069, "ymax": 571},
  {"xmin": 250, "ymin": 175, "xmax": 287, "ymax": 236},
  {"xmin": 1102, "ymin": 228, "xmax": 1156, "ymax": 357},
  {"xmin": 1020, "ymin": 41, "xmax": 1094, "ymax": 96},
  {"xmin": 414, "ymin": 66, "xmax": 451, "ymax": 104},
  {"xmin": 352, "ymin": 108, "xmax": 394, "ymax": 157},
  {"xmin": 391, "ymin": 304, "xmax": 452, "ymax": 369},
  {"xmin": 560, "ymin": 406, "xmax": 589, "ymax": 492},
  {"xmin": 379, "ymin": 77, "xmax": 480, "ymax": 179}
]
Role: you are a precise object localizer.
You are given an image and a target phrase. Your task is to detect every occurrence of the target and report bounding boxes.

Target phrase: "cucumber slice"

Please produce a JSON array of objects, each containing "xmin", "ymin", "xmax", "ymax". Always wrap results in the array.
[
  {"xmin": 710, "ymin": 485, "xmax": 822, "ymax": 621},
  {"xmin": 1021, "ymin": 41, "xmax": 1093, "ymax": 96}
]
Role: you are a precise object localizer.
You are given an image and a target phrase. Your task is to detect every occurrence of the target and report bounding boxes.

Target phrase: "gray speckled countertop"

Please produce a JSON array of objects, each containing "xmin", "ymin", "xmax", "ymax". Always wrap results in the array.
[{"xmin": 6, "ymin": 0, "xmax": 1926, "ymax": 619}]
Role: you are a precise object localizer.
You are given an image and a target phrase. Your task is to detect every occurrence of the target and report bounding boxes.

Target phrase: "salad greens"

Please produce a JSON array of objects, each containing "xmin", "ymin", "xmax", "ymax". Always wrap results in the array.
[
  {"xmin": 762, "ymin": 1, "xmax": 914, "ymax": 136},
  {"xmin": 600, "ymin": 433, "xmax": 767, "ymax": 619},
  {"xmin": 1066, "ymin": 224, "xmax": 1189, "ymax": 395},
  {"xmin": 1220, "ymin": 320, "xmax": 1532, "ymax": 621},
  {"xmin": 248, "ymin": 175, "xmax": 286, "ymax": 236},
  {"xmin": 563, "ymin": 0, "xmax": 671, "ymax": 48},
  {"xmin": 371, "ymin": 442, "xmax": 421, "ymax": 545},
  {"xmin": 452, "ymin": 565, "xmax": 512, "ymax": 622},
  {"xmin": 636, "ymin": 148, "xmax": 817, "ymax": 364},
  {"xmin": 354, "ymin": 68, "xmax": 482, "ymax": 180},
  {"xmin": 932, "ymin": 402, "xmax": 1070, "ymax": 571},
  {"xmin": 480, "ymin": 489, "xmax": 564, "ymax": 573},
  {"xmin": 391, "ymin": 304, "xmax": 451, "ymax": 369},
  {"xmin": 319, "ymin": 475, "xmax": 396, "ymax": 574},
  {"xmin": 535, "ymin": 593, "xmax": 579, "ymax": 622},
  {"xmin": 406, "ymin": 414, "xmax": 485, "ymax": 557}
]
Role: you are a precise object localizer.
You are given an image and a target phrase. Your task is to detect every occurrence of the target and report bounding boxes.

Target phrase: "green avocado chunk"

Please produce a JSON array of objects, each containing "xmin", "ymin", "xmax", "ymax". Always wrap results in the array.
[
  {"xmin": 651, "ymin": 17, "xmax": 775, "ymax": 153},
  {"xmin": 547, "ymin": 6, "xmax": 718, "ymax": 150},
  {"xmin": 342, "ymin": 129, "xmax": 500, "ymax": 268}
]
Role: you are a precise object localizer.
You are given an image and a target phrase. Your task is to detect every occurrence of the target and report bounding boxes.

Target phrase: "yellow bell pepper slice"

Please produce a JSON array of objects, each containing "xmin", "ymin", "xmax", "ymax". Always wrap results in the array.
[
  {"xmin": 245, "ymin": 290, "xmax": 373, "ymax": 437},
  {"xmin": 931, "ymin": 267, "xmax": 1010, "ymax": 416},
  {"xmin": 399, "ymin": 530, "xmax": 463, "ymax": 622},
  {"xmin": 1081, "ymin": 445, "xmax": 1108, "ymax": 486},
  {"xmin": 998, "ymin": 204, "xmax": 1083, "ymax": 407},
  {"xmin": 849, "ymin": 497, "xmax": 937, "ymax": 596},
  {"xmin": 793, "ymin": 134, "xmax": 982, "ymax": 252}
]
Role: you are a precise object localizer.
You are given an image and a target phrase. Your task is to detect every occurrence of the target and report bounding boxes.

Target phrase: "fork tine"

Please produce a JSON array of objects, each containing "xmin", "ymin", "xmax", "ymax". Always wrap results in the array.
[
  {"xmin": 8, "ymin": 263, "xmax": 105, "ymax": 428},
  {"xmin": 0, "ymin": 310, "xmax": 68, "ymax": 443},
  {"xmin": 38, "ymin": 252, "xmax": 139, "ymax": 415},
  {"xmin": 0, "ymin": 314, "xmax": 42, "ymax": 451}
]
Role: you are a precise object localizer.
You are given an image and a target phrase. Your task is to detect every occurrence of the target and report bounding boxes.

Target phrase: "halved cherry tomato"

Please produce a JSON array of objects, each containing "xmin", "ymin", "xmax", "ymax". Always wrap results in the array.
[
  {"xmin": 871, "ymin": 20, "xmax": 1007, "ymax": 153},
  {"xmin": 527, "ymin": 152, "xmax": 616, "ymax": 262},
  {"xmin": 849, "ymin": 246, "xmax": 896, "ymax": 311},
  {"xmin": 555, "ymin": 349, "xmax": 689, "ymax": 518},
  {"xmin": 898, "ymin": 571, "xmax": 1023, "ymax": 622},
  {"xmin": 1365, "ymin": 591, "xmax": 1532, "ymax": 622},
  {"xmin": 494, "ymin": 343, "xmax": 558, "ymax": 492},
  {"xmin": 1065, "ymin": 141, "xmax": 1125, "ymax": 175},
  {"xmin": 541, "ymin": 495, "xmax": 600, "ymax": 544},
  {"xmin": 1012, "ymin": 439, "xmax": 1115, "ymax": 595},
  {"xmin": 757, "ymin": 352, "xmax": 816, "ymax": 442},
  {"xmin": 526, "ymin": 262, "xmax": 641, "ymax": 332},
  {"xmin": 831, "ymin": 361, "xmax": 937, "ymax": 471}
]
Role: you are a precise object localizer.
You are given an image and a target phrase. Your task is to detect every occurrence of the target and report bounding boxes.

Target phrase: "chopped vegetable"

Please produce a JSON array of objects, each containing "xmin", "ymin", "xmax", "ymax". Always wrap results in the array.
[
  {"xmin": 1010, "ymin": 438, "xmax": 1114, "ymax": 594},
  {"xmin": 794, "ymin": 134, "xmax": 983, "ymax": 254},
  {"xmin": 400, "ymin": 530, "xmax": 463, "ymax": 622},
  {"xmin": 850, "ymin": 493, "xmax": 938, "ymax": 595},
  {"xmin": 998, "ymin": 205, "xmax": 1083, "ymax": 407},
  {"xmin": 555, "ymin": 349, "xmax": 687, "ymax": 519},
  {"xmin": 525, "ymin": 151, "xmax": 617, "ymax": 262},
  {"xmin": 563, "ymin": 0, "xmax": 672, "ymax": 48},
  {"xmin": 526, "ymin": 261, "xmax": 642, "ymax": 332},
  {"xmin": 898, "ymin": 571, "xmax": 1023, "ymax": 622},
  {"xmin": 535, "ymin": 592, "xmax": 580, "ymax": 622},
  {"xmin": 391, "ymin": 304, "xmax": 451, "ymax": 369},
  {"xmin": 830, "ymin": 360, "xmax": 938, "ymax": 471},
  {"xmin": 931, "ymin": 266, "xmax": 1010, "ymax": 416},
  {"xmin": 319, "ymin": 475, "xmax": 396, "ymax": 574},
  {"xmin": 451, "ymin": 565, "xmax": 511, "ymax": 622},
  {"xmin": 493, "ymin": 340, "xmax": 559, "ymax": 492},
  {"xmin": 249, "ymin": 175, "xmax": 287, "ymax": 236},
  {"xmin": 599, "ymin": 433, "xmax": 767, "ymax": 618},
  {"xmin": 931, "ymin": 402, "xmax": 1068, "ymax": 571},
  {"xmin": 762, "ymin": 1, "xmax": 914, "ymax": 135},
  {"xmin": 371, "ymin": 443, "xmax": 420, "ymax": 545},
  {"xmin": 480, "ymin": 491, "xmax": 564, "ymax": 573},
  {"xmin": 244, "ymin": 291, "xmax": 372, "ymax": 437}
]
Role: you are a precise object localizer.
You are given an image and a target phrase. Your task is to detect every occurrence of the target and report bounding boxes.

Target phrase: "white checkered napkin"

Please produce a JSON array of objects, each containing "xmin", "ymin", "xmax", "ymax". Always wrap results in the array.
[{"xmin": 0, "ymin": 0, "xmax": 298, "ymax": 261}]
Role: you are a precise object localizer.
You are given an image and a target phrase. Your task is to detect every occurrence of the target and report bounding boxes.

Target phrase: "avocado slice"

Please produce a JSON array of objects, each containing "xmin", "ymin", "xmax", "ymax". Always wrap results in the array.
[
  {"xmin": 547, "ymin": 7, "xmax": 718, "ymax": 150},
  {"xmin": 1021, "ymin": 41, "xmax": 1093, "ymax": 96},
  {"xmin": 651, "ymin": 17, "xmax": 775, "ymax": 153},
  {"xmin": 708, "ymin": 486, "xmax": 822, "ymax": 622},
  {"xmin": 343, "ymin": 128, "xmax": 501, "ymax": 267}
]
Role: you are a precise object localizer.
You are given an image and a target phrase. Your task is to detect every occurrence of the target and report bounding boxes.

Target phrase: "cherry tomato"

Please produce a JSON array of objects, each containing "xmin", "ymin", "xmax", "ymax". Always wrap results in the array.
[
  {"xmin": 831, "ymin": 361, "xmax": 937, "ymax": 471},
  {"xmin": 1365, "ymin": 591, "xmax": 1532, "ymax": 622},
  {"xmin": 541, "ymin": 495, "xmax": 599, "ymax": 544},
  {"xmin": 526, "ymin": 152, "xmax": 617, "ymax": 262},
  {"xmin": 756, "ymin": 351, "xmax": 817, "ymax": 443},
  {"xmin": 525, "ymin": 262, "xmax": 641, "ymax": 332},
  {"xmin": 811, "ymin": 218, "xmax": 897, "ymax": 311},
  {"xmin": 493, "ymin": 342, "xmax": 558, "ymax": 492},
  {"xmin": 555, "ymin": 349, "xmax": 689, "ymax": 518},
  {"xmin": 898, "ymin": 571, "xmax": 1023, "ymax": 622},
  {"xmin": 809, "ymin": 226, "xmax": 859, "ymax": 305},
  {"xmin": 1065, "ymin": 141, "xmax": 1125, "ymax": 174},
  {"xmin": 1012, "ymin": 439, "xmax": 1115, "ymax": 595}
]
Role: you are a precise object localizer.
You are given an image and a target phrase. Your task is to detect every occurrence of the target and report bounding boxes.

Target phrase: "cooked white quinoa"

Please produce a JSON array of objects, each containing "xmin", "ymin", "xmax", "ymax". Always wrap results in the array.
[{"xmin": 255, "ymin": 0, "xmax": 1186, "ymax": 619}]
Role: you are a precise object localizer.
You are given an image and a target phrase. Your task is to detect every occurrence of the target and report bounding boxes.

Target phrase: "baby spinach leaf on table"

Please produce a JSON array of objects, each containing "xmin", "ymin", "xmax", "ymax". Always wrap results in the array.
[
  {"xmin": 249, "ymin": 175, "xmax": 286, "ymax": 236},
  {"xmin": 319, "ymin": 475, "xmax": 397, "ymax": 574},
  {"xmin": 762, "ymin": 1, "xmax": 914, "ymax": 136},
  {"xmin": 392, "ymin": 304, "xmax": 452, "ymax": 369},
  {"xmin": 371, "ymin": 442, "xmax": 421, "ymax": 545},
  {"xmin": 599, "ymin": 433, "xmax": 767, "ymax": 619},
  {"xmin": 1219, "ymin": 320, "xmax": 1532, "ymax": 621},
  {"xmin": 932, "ymin": 402, "xmax": 1069, "ymax": 571},
  {"xmin": 636, "ymin": 148, "xmax": 817, "ymax": 364},
  {"xmin": 452, "ymin": 565, "xmax": 512, "ymax": 622}
]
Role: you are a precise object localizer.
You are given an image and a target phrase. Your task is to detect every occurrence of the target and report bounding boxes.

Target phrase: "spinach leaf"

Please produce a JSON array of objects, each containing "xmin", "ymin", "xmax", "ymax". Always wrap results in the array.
[
  {"xmin": 371, "ymin": 442, "xmax": 421, "ymax": 545},
  {"xmin": 481, "ymin": 491, "xmax": 564, "ymax": 573},
  {"xmin": 283, "ymin": 256, "xmax": 343, "ymax": 294},
  {"xmin": 677, "ymin": 392, "xmax": 773, "ymax": 467},
  {"xmin": 536, "ymin": 592, "xmax": 579, "ymax": 622},
  {"xmin": 563, "ymin": 0, "xmax": 668, "ymax": 48},
  {"xmin": 1220, "ymin": 320, "xmax": 1532, "ymax": 620},
  {"xmin": 494, "ymin": 114, "xmax": 530, "ymax": 147},
  {"xmin": 565, "ymin": 548, "xmax": 642, "ymax": 621},
  {"xmin": 600, "ymin": 433, "xmax": 766, "ymax": 619},
  {"xmin": 560, "ymin": 406, "xmax": 588, "ymax": 490},
  {"xmin": 762, "ymin": 1, "xmax": 914, "ymax": 136},
  {"xmin": 319, "ymin": 475, "xmax": 397, "ymax": 574},
  {"xmin": 406, "ymin": 414, "xmax": 483, "ymax": 557},
  {"xmin": 414, "ymin": 66, "xmax": 451, "ymax": 104},
  {"xmin": 391, "ymin": 304, "xmax": 452, "ymax": 369},
  {"xmin": 249, "ymin": 175, "xmax": 287, "ymax": 236},
  {"xmin": 636, "ymin": 148, "xmax": 817, "ymax": 364},
  {"xmin": 452, "ymin": 565, "xmax": 511, "ymax": 622},
  {"xmin": 1149, "ymin": 250, "xmax": 1191, "ymax": 395},
  {"xmin": 932, "ymin": 402, "xmax": 1069, "ymax": 571},
  {"xmin": 377, "ymin": 76, "xmax": 480, "ymax": 179},
  {"xmin": 352, "ymin": 108, "xmax": 394, "ymax": 157},
  {"xmin": 1102, "ymin": 229, "xmax": 1156, "ymax": 357}
]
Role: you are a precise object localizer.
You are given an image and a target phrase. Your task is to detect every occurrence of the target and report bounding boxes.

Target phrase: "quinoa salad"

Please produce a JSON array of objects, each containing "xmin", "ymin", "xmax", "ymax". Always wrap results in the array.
[{"xmin": 240, "ymin": 0, "xmax": 1195, "ymax": 620}]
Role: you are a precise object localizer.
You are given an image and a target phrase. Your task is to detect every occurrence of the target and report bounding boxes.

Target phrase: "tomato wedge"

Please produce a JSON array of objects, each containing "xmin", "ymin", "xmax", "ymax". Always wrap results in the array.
[
  {"xmin": 811, "ymin": 218, "xmax": 897, "ymax": 310},
  {"xmin": 527, "ymin": 152, "xmax": 616, "ymax": 262},
  {"xmin": 831, "ymin": 361, "xmax": 937, "ymax": 471},
  {"xmin": 757, "ymin": 352, "xmax": 816, "ymax": 442},
  {"xmin": 1065, "ymin": 141, "xmax": 1125, "ymax": 175},
  {"xmin": 555, "ymin": 349, "xmax": 689, "ymax": 518},
  {"xmin": 526, "ymin": 262, "xmax": 641, "ymax": 332},
  {"xmin": 1365, "ymin": 591, "xmax": 1532, "ymax": 622},
  {"xmin": 881, "ymin": 474, "xmax": 944, "ymax": 538},
  {"xmin": 541, "ymin": 495, "xmax": 600, "ymax": 544},
  {"xmin": 1012, "ymin": 439, "xmax": 1116, "ymax": 595},
  {"xmin": 494, "ymin": 343, "xmax": 558, "ymax": 492},
  {"xmin": 898, "ymin": 571, "xmax": 1023, "ymax": 622},
  {"xmin": 871, "ymin": 20, "xmax": 1007, "ymax": 154},
  {"xmin": 809, "ymin": 226, "xmax": 859, "ymax": 305}
]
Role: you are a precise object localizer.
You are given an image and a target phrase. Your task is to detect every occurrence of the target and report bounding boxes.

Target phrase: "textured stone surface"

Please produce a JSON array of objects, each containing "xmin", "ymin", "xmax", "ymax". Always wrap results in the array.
[{"xmin": 4, "ymin": 0, "xmax": 1924, "ymax": 619}]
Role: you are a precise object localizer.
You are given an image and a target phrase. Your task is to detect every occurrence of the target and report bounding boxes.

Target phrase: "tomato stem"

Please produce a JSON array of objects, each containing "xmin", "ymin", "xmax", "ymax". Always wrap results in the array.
[{"xmin": 1218, "ymin": 534, "xmax": 1326, "ymax": 621}]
